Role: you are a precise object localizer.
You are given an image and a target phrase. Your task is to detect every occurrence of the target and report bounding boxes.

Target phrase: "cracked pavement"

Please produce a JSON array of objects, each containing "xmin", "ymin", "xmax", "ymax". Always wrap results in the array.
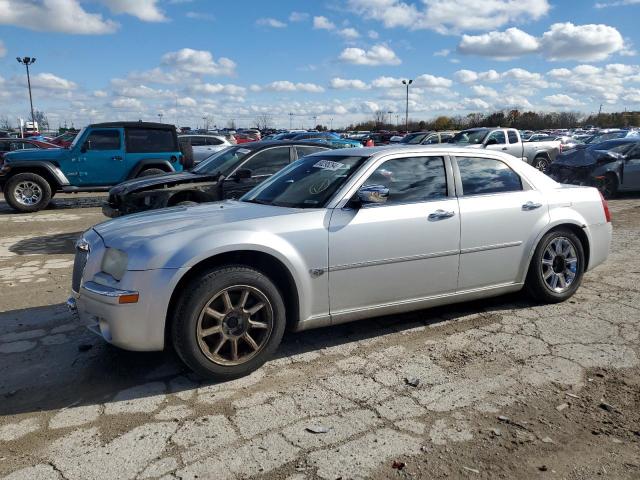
[{"xmin": 0, "ymin": 193, "xmax": 639, "ymax": 479}]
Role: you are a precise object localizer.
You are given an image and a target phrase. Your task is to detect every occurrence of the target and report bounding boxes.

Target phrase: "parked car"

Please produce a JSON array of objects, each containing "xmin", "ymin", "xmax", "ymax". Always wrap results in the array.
[
  {"xmin": 49, "ymin": 131, "xmax": 79, "ymax": 148},
  {"xmin": 179, "ymin": 134, "xmax": 233, "ymax": 165},
  {"xmin": 585, "ymin": 130, "xmax": 639, "ymax": 144},
  {"xmin": 398, "ymin": 131, "xmax": 456, "ymax": 145},
  {"xmin": 69, "ymin": 146, "xmax": 611, "ymax": 380},
  {"xmin": 0, "ymin": 138, "xmax": 59, "ymax": 160},
  {"xmin": 290, "ymin": 132, "xmax": 340, "ymax": 142},
  {"xmin": 547, "ymin": 138, "xmax": 640, "ymax": 198},
  {"xmin": 306, "ymin": 137, "xmax": 363, "ymax": 148},
  {"xmin": 102, "ymin": 141, "xmax": 334, "ymax": 217},
  {"xmin": 450, "ymin": 128, "xmax": 561, "ymax": 171},
  {"xmin": 0, "ymin": 122, "xmax": 184, "ymax": 212}
]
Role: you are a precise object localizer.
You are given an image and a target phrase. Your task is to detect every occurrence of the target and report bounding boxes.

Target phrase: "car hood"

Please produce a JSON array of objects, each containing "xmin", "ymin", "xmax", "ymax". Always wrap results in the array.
[
  {"xmin": 553, "ymin": 148, "xmax": 612, "ymax": 167},
  {"xmin": 4, "ymin": 147, "xmax": 65, "ymax": 162},
  {"xmin": 109, "ymin": 171, "xmax": 217, "ymax": 196},
  {"xmin": 92, "ymin": 200, "xmax": 304, "ymax": 268}
]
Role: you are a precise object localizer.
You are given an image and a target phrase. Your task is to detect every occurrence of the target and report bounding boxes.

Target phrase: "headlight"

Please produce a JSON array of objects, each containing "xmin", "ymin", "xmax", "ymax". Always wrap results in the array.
[{"xmin": 101, "ymin": 248, "xmax": 128, "ymax": 281}]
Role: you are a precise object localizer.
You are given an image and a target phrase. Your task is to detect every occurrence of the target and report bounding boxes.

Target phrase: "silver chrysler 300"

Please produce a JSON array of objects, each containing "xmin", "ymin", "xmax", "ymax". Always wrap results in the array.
[{"xmin": 68, "ymin": 147, "xmax": 612, "ymax": 380}]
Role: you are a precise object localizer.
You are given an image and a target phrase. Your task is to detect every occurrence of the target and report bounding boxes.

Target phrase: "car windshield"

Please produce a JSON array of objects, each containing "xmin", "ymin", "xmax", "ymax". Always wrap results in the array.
[
  {"xmin": 193, "ymin": 146, "xmax": 253, "ymax": 175},
  {"xmin": 69, "ymin": 127, "xmax": 86, "ymax": 148},
  {"xmin": 400, "ymin": 133, "xmax": 429, "ymax": 144},
  {"xmin": 242, "ymin": 155, "xmax": 368, "ymax": 209},
  {"xmin": 450, "ymin": 130, "xmax": 488, "ymax": 145},
  {"xmin": 589, "ymin": 140, "xmax": 637, "ymax": 154}
]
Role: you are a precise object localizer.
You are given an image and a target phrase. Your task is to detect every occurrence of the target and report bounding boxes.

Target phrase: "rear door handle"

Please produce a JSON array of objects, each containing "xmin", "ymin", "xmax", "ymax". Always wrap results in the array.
[
  {"xmin": 112, "ymin": 156, "xmax": 123, "ymax": 161},
  {"xmin": 501, "ymin": 147, "xmax": 508, "ymax": 151},
  {"xmin": 522, "ymin": 201, "xmax": 542, "ymax": 210},
  {"xmin": 428, "ymin": 209, "xmax": 455, "ymax": 220}
]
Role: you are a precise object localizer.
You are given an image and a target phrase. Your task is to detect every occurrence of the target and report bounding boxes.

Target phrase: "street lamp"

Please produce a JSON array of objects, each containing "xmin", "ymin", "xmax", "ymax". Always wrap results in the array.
[
  {"xmin": 401, "ymin": 79, "xmax": 413, "ymax": 133},
  {"xmin": 16, "ymin": 56, "xmax": 37, "ymax": 128},
  {"xmin": 158, "ymin": 113, "xmax": 163, "ymax": 122}
]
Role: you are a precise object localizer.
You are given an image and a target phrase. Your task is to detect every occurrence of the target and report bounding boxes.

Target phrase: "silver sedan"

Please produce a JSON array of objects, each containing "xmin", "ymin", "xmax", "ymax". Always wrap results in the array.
[{"xmin": 68, "ymin": 146, "xmax": 612, "ymax": 380}]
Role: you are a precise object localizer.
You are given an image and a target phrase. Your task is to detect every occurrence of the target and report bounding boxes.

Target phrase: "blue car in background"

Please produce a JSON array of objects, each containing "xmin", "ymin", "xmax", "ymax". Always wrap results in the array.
[
  {"xmin": 305, "ymin": 137, "xmax": 363, "ymax": 148},
  {"xmin": 0, "ymin": 121, "xmax": 185, "ymax": 212}
]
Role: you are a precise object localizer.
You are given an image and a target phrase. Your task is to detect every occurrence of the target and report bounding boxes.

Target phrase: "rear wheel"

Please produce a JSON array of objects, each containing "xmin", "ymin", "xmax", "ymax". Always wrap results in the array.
[
  {"xmin": 137, "ymin": 168, "xmax": 165, "ymax": 177},
  {"xmin": 176, "ymin": 201, "xmax": 198, "ymax": 207},
  {"xmin": 172, "ymin": 265, "xmax": 286, "ymax": 380},
  {"xmin": 4, "ymin": 173, "xmax": 53, "ymax": 213},
  {"xmin": 598, "ymin": 173, "xmax": 618, "ymax": 199},
  {"xmin": 526, "ymin": 229, "xmax": 585, "ymax": 303},
  {"xmin": 532, "ymin": 156, "xmax": 550, "ymax": 172}
]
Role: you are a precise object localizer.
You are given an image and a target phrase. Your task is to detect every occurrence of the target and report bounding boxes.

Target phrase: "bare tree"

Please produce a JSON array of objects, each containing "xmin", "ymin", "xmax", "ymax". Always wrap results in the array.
[
  {"xmin": 32, "ymin": 110, "xmax": 49, "ymax": 130},
  {"xmin": 373, "ymin": 110, "xmax": 386, "ymax": 129},
  {"xmin": 0, "ymin": 115, "xmax": 11, "ymax": 130},
  {"xmin": 255, "ymin": 113, "xmax": 272, "ymax": 130}
]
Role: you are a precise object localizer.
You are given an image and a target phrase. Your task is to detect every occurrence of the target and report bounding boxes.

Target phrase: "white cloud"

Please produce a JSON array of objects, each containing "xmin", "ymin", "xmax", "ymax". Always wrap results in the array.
[
  {"xmin": 256, "ymin": 18, "xmax": 286, "ymax": 28},
  {"xmin": 313, "ymin": 16, "xmax": 335, "ymax": 30},
  {"xmin": 99, "ymin": 0, "xmax": 166, "ymax": 22},
  {"xmin": 0, "ymin": 0, "xmax": 118, "ymax": 34},
  {"xmin": 264, "ymin": 81, "xmax": 324, "ymax": 93},
  {"xmin": 414, "ymin": 74, "xmax": 452, "ymax": 88},
  {"xmin": 161, "ymin": 48, "xmax": 236, "ymax": 76},
  {"xmin": 470, "ymin": 85, "xmax": 499, "ymax": 97},
  {"xmin": 462, "ymin": 98, "xmax": 491, "ymax": 110},
  {"xmin": 458, "ymin": 28, "xmax": 539, "ymax": 60},
  {"xmin": 339, "ymin": 44, "xmax": 401, "ymax": 66},
  {"xmin": 338, "ymin": 27, "xmax": 360, "ymax": 39},
  {"xmin": 29, "ymin": 73, "xmax": 77, "ymax": 90},
  {"xmin": 539, "ymin": 23, "xmax": 625, "ymax": 61},
  {"xmin": 93, "ymin": 90, "xmax": 108, "ymax": 98},
  {"xmin": 347, "ymin": 0, "xmax": 550, "ymax": 34},
  {"xmin": 192, "ymin": 83, "xmax": 246, "ymax": 96},
  {"xmin": 289, "ymin": 11, "xmax": 309, "ymax": 22},
  {"xmin": 0, "ymin": 39, "xmax": 5, "ymax": 57},
  {"xmin": 110, "ymin": 97, "xmax": 142, "ymax": 110},
  {"xmin": 114, "ymin": 84, "xmax": 168, "ymax": 98},
  {"xmin": 434, "ymin": 49, "xmax": 450, "ymax": 57},
  {"xmin": 368, "ymin": 30, "xmax": 379, "ymax": 39},
  {"xmin": 330, "ymin": 78, "xmax": 370, "ymax": 90},
  {"xmin": 454, "ymin": 69, "xmax": 502, "ymax": 83},
  {"xmin": 544, "ymin": 94, "xmax": 584, "ymax": 108},
  {"xmin": 595, "ymin": 0, "xmax": 640, "ymax": 7},
  {"xmin": 185, "ymin": 11, "xmax": 215, "ymax": 21},
  {"xmin": 176, "ymin": 97, "xmax": 197, "ymax": 107}
]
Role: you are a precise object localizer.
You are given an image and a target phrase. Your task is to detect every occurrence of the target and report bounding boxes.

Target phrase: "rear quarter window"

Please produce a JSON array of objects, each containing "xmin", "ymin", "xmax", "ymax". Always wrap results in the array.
[
  {"xmin": 457, "ymin": 157, "xmax": 523, "ymax": 195},
  {"xmin": 126, "ymin": 129, "xmax": 177, "ymax": 153}
]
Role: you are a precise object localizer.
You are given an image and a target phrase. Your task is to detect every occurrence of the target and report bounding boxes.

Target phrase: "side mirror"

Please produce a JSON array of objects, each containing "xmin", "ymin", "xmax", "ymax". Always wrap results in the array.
[
  {"xmin": 234, "ymin": 168, "xmax": 252, "ymax": 180},
  {"xmin": 484, "ymin": 138, "xmax": 498, "ymax": 146},
  {"xmin": 356, "ymin": 184, "xmax": 389, "ymax": 206}
]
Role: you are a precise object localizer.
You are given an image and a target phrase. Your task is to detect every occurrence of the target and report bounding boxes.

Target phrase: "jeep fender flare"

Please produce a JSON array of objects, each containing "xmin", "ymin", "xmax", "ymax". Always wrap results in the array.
[
  {"xmin": 128, "ymin": 159, "xmax": 176, "ymax": 179},
  {"xmin": 1, "ymin": 160, "xmax": 69, "ymax": 187}
]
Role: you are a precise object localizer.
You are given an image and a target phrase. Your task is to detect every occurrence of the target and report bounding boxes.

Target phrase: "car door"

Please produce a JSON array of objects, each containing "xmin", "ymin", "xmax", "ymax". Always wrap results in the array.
[
  {"xmin": 621, "ymin": 144, "xmax": 640, "ymax": 190},
  {"xmin": 484, "ymin": 130, "xmax": 509, "ymax": 154},
  {"xmin": 76, "ymin": 128, "xmax": 123, "ymax": 185},
  {"xmin": 328, "ymin": 155, "xmax": 460, "ymax": 318},
  {"xmin": 205, "ymin": 136, "xmax": 227, "ymax": 155},
  {"xmin": 222, "ymin": 146, "xmax": 292, "ymax": 199},
  {"xmin": 454, "ymin": 155, "xmax": 550, "ymax": 290}
]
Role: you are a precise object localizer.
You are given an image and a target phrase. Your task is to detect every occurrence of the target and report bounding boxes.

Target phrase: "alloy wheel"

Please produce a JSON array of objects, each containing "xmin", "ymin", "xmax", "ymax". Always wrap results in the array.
[
  {"xmin": 541, "ymin": 236, "xmax": 578, "ymax": 293},
  {"xmin": 196, "ymin": 285, "xmax": 274, "ymax": 366},
  {"xmin": 14, "ymin": 181, "xmax": 43, "ymax": 206}
]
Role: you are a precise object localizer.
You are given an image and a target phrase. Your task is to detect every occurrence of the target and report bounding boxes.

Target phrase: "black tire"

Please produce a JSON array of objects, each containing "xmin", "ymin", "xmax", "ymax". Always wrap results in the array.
[
  {"xmin": 172, "ymin": 265, "xmax": 286, "ymax": 380},
  {"xmin": 532, "ymin": 156, "xmax": 550, "ymax": 172},
  {"xmin": 175, "ymin": 200, "xmax": 198, "ymax": 207},
  {"xmin": 4, "ymin": 172, "xmax": 53, "ymax": 213},
  {"xmin": 598, "ymin": 173, "xmax": 618, "ymax": 199},
  {"xmin": 525, "ymin": 228, "xmax": 585, "ymax": 303},
  {"xmin": 137, "ymin": 168, "xmax": 166, "ymax": 178}
]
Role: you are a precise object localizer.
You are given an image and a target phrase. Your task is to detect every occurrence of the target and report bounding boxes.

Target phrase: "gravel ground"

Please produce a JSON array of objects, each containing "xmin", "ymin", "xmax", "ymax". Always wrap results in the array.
[{"xmin": 0, "ymin": 192, "xmax": 639, "ymax": 480}]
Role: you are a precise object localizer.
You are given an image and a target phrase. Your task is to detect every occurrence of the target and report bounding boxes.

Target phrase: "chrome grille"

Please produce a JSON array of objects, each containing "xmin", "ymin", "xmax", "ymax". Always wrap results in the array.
[{"xmin": 72, "ymin": 240, "xmax": 89, "ymax": 293}]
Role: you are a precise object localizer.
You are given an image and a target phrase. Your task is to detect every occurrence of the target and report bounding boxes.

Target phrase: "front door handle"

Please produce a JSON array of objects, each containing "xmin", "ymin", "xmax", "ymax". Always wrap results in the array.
[
  {"xmin": 428, "ymin": 209, "xmax": 455, "ymax": 220},
  {"xmin": 522, "ymin": 201, "xmax": 542, "ymax": 210},
  {"xmin": 112, "ymin": 156, "xmax": 123, "ymax": 161}
]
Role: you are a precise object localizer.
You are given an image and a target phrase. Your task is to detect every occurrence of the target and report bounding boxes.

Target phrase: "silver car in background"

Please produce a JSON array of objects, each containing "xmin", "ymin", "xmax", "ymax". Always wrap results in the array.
[
  {"xmin": 179, "ymin": 134, "xmax": 234, "ymax": 164},
  {"xmin": 68, "ymin": 146, "xmax": 612, "ymax": 380}
]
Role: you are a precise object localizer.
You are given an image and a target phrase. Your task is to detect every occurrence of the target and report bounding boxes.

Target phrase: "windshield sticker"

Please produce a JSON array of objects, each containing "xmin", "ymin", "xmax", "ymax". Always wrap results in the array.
[
  {"xmin": 313, "ymin": 160, "xmax": 345, "ymax": 171},
  {"xmin": 237, "ymin": 148, "xmax": 251, "ymax": 155}
]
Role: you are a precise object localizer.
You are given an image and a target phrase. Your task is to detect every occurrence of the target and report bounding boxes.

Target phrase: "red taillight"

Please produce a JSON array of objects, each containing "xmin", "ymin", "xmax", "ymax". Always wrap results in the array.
[
  {"xmin": 559, "ymin": 143, "xmax": 564, "ymax": 153},
  {"xmin": 599, "ymin": 191, "xmax": 611, "ymax": 223}
]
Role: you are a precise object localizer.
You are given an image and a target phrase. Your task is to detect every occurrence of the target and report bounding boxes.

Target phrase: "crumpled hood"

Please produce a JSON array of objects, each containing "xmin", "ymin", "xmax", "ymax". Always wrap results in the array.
[
  {"xmin": 108, "ymin": 171, "xmax": 216, "ymax": 196},
  {"xmin": 4, "ymin": 147, "xmax": 65, "ymax": 162},
  {"xmin": 553, "ymin": 148, "xmax": 615, "ymax": 167},
  {"xmin": 91, "ymin": 200, "xmax": 301, "ymax": 268}
]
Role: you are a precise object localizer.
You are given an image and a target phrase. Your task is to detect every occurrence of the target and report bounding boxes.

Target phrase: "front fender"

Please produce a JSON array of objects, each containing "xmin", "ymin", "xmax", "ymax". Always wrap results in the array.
[{"xmin": 2, "ymin": 160, "xmax": 70, "ymax": 186}]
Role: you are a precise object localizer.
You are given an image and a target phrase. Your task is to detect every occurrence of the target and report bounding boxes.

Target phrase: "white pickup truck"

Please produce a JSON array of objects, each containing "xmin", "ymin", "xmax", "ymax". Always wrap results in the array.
[{"xmin": 450, "ymin": 127, "xmax": 561, "ymax": 171}]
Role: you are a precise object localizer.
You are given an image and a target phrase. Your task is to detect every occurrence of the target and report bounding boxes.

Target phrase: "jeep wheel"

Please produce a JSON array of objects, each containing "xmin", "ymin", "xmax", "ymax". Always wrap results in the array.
[
  {"xmin": 138, "ymin": 168, "xmax": 166, "ymax": 177},
  {"xmin": 5, "ymin": 173, "xmax": 53, "ymax": 213},
  {"xmin": 172, "ymin": 265, "xmax": 286, "ymax": 380}
]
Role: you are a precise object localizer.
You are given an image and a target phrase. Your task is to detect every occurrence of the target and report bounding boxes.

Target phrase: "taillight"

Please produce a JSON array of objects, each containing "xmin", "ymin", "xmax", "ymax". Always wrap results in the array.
[
  {"xmin": 559, "ymin": 143, "xmax": 564, "ymax": 153},
  {"xmin": 599, "ymin": 191, "xmax": 611, "ymax": 223}
]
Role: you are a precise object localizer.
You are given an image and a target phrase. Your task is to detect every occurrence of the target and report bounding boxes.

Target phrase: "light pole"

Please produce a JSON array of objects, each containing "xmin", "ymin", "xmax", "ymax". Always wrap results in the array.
[
  {"xmin": 16, "ymin": 56, "xmax": 36, "ymax": 128},
  {"xmin": 158, "ymin": 113, "xmax": 163, "ymax": 123},
  {"xmin": 202, "ymin": 115, "xmax": 208, "ymax": 131},
  {"xmin": 289, "ymin": 112, "xmax": 294, "ymax": 130},
  {"xmin": 402, "ymin": 79, "xmax": 412, "ymax": 133},
  {"xmin": 387, "ymin": 111, "xmax": 393, "ymax": 128},
  {"xmin": 330, "ymin": 118, "xmax": 334, "ymax": 130}
]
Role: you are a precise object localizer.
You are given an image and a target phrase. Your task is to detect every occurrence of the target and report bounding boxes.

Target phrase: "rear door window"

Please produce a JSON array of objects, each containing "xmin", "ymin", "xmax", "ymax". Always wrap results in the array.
[
  {"xmin": 206, "ymin": 137, "xmax": 223, "ymax": 146},
  {"xmin": 507, "ymin": 131, "xmax": 519, "ymax": 144},
  {"xmin": 126, "ymin": 128, "xmax": 177, "ymax": 153},
  {"xmin": 457, "ymin": 157, "xmax": 522, "ymax": 195},
  {"xmin": 296, "ymin": 146, "xmax": 327, "ymax": 158},
  {"xmin": 189, "ymin": 136, "xmax": 206, "ymax": 147},
  {"xmin": 240, "ymin": 147, "xmax": 291, "ymax": 176}
]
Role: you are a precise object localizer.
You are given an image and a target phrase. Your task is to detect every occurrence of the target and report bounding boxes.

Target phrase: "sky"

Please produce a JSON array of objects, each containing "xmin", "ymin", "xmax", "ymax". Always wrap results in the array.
[{"xmin": 1, "ymin": 0, "xmax": 640, "ymax": 130}]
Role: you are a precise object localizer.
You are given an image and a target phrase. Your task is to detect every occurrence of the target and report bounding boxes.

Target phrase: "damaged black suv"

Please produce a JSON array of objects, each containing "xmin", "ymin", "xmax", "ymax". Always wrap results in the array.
[{"xmin": 102, "ymin": 141, "xmax": 333, "ymax": 217}]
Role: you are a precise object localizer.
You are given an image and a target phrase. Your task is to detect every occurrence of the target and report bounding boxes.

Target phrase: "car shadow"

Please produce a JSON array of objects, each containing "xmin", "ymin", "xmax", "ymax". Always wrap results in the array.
[
  {"xmin": 9, "ymin": 232, "xmax": 82, "ymax": 255},
  {"xmin": 0, "ymin": 194, "xmax": 106, "ymax": 214},
  {"xmin": 0, "ymin": 293, "xmax": 531, "ymax": 417}
]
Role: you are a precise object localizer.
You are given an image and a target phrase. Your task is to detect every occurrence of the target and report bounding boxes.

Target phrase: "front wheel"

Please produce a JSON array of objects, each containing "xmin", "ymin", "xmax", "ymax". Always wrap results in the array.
[
  {"xmin": 4, "ymin": 173, "xmax": 53, "ymax": 213},
  {"xmin": 525, "ymin": 229, "xmax": 585, "ymax": 303},
  {"xmin": 172, "ymin": 265, "xmax": 286, "ymax": 380},
  {"xmin": 532, "ymin": 156, "xmax": 550, "ymax": 172}
]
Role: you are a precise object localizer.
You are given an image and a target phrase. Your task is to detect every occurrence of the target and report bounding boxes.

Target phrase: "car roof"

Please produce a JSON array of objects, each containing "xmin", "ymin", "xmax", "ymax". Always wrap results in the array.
[
  {"xmin": 235, "ymin": 140, "xmax": 338, "ymax": 150},
  {"xmin": 89, "ymin": 121, "xmax": 173, "ymax": 130}
]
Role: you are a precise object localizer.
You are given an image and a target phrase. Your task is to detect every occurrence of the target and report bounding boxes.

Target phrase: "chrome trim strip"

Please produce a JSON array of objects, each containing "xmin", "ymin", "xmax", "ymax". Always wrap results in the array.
[
  {"xmin": 330, "ymin": 249, "xmax": 459, "ymax": 272},
  {"xmin": 460, "ymin": 241, "xmax": 522, "ymax": 255},
  {"xmin": 81, "ymin": 281, "xmax": 138, "ymax": 298}
]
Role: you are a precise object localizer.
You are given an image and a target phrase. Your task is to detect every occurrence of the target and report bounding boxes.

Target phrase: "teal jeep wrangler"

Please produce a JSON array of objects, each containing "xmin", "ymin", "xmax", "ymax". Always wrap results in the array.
[{"xmin": 0, "ymin": 122, "xmax": 187, "ymax": 212}]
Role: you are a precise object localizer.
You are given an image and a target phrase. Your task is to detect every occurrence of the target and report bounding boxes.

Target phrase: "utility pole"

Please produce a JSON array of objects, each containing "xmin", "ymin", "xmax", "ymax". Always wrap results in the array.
[
  {"xmin": 597, "ymin": 103, "xmax": 603, "ymax": 127},
  {"xmin": 289, "ymin": 112, "xmax": 294, "ymax": 130},
  {"xmin": 402, "ymin": 79, "xmax": 413, "ymax": 133},
  {"xmin": 16, "ymin": 57, "xmax": 36, "ymax": 128},
  {"xmin": 158, "ymin": 113, "xmax": 163, "ymax": 123},
  {"xmin": 330, "ymin": 118, "xmax": 333, "ymax": 130},
  {"xmin": 387, "ymin": 111, "xmax": 393, "ymax": 128}
]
